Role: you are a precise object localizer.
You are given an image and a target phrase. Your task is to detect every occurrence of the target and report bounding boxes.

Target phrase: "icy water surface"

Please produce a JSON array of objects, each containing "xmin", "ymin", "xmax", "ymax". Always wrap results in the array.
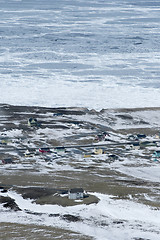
[{"xmin": 0, "ymin": 0, "xmax": 160, "ymax": 109}]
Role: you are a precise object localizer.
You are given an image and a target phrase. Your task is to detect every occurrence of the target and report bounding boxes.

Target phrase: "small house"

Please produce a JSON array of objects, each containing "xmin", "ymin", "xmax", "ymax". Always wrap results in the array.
[
  {"xmin": 53, "ymin": 112, "xmax": 63, "ymax": 117},
  {"xmin": 132, "ymin": 142, "xmax": 140, "ymax": 150},
  {"xmin": 68, "ymin": 188, "xmax": 84, "ymax": 200},
  {"xmin": 126, "ymin": 142, "xmax": 140, "ymax": 150},
  {"xmin": 28, "ymin": 118, "xmax": 40, "ymax": 127},
  {"xmin": 127, "ymin": 135, "xmax": 138, "ymax": 141},
  {"xmin": 2, "ymin": 158, "xmax": 13, "ymax": 164},
  {"xmin": 94, "ymin": 148, "xmax": 103, "ymax": 154},
  {"xmin": 1, "ymin": 138, "xmax": 11, "ymax": 145},
  {"xmin": 152, "ymin": 151, "xmax": 160, "ymax": 162},
  {"xmin": 153, "ymin": 151, "xmax": 160, "ymax": 158},
  {"xmin": 137, "ymin": 134, "xmax": 146, "ymax": 139},
  {"xmin": 84, "ymin": 154, "xmax": 92, "ymax": 158},
  {"xmin": 95, "ymin": 132, "xmax": 109, "ymax": 142},
  {"xmin": 54, "ymin": 147, "xmax": 66, "ymax": 154},
  {"xmin": 24, "ymin": 150, "xmax": 35, "ymax": 157},
  {"xmin": 155, "ymin": 134, "xmax": 160, "ymax": 139},
  {"xmin": 39, "ymin": 147, "xmax": 51, "ymax": 153},
  {"xmin": 94, "ymin": 148, "xmax": 106, "ymax": 155}
]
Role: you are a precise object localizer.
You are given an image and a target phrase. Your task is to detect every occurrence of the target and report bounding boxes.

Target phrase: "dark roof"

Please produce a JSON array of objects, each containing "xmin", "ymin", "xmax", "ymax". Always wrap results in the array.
[
  {"xmin": 2, "ymin": 158, "xmax": 13, "ymax": 164},
  {"xmin": 137, "ymin": 134, "xmax": 146, "ymax": 138},
  {"xmin": 133, "ymin": 142, "xmax": 140, "ymax": 146},
  {"xmin": 29, "ymin": 118, "xmax": 37, "ymax": 122},
  {"xmin": 56, "ymin": 147, "xmax": 65, "ymax": 150},
  {"xmin": 39, "ymin": 147, "xmax": 50, "ymax": 150},
  {"xmin": 69, "ymin": 188, "xmax": 84, "ymax": 193}
]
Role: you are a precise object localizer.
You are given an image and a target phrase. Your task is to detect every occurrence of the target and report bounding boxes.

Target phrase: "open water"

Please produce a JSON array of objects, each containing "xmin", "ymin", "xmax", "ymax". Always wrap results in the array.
[{"xmin": 0, "ymin": 0, "xmax": 160, "ymax": 109}]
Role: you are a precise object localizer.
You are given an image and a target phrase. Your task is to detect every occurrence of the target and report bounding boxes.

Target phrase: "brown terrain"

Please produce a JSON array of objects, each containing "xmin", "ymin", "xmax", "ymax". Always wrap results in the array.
[{"xmin": 0, "ymin": 104, "xmax": 160, "ymax": 239}]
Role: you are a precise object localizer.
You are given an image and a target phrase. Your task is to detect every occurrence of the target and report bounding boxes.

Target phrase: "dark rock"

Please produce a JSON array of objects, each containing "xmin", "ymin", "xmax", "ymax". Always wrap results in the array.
[
  {"xmin": 49, "ymin": 213, "xmax": 60, "ymax": 217},
  {"xmin": 25, "ymin": 210, "xmax": 43, "ymax": 216},
  {"xmin": 52, "ymin": 109, "xmax": 87, "ymax": 116},
  {"xmin": 0, "ymin": 196, "xmax": 21, "ymax": 211},
  {"xmin": 113, "ymin": 220, "xmax": 124, "ymax": 224},
  {"xmin": 116, "ymin": 114, "xmax": 133, "ymax": 120},
  {"xmin": 134, "ymin": 238, "xmax": 150, "ymax": 240},
  {"xmin": 62, "ymin": 214, "xmax": 81, "ymax": 222},
  {"xmin": 1, "ymin": 189, "xmax": 7, "ymax": 193}
]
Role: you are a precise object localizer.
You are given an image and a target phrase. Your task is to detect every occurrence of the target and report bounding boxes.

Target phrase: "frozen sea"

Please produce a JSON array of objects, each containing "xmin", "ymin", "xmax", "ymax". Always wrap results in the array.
[{"xmin": 0, "ymin": 0, "xmax": 160, "ymax": 110}]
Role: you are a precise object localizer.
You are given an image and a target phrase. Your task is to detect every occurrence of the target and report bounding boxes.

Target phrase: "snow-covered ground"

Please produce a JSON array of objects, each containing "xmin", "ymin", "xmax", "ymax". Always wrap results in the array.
[
  {"xmin": 0, "ymin": 189, "xmax": 160, "ymax": 240},
  {"xmin": 0, "ymin": 105, "xmax": 160, "ymax": 239},
  {"xmin": 1, "ymin": 0, "xmax": 160, "ymax": 239}
]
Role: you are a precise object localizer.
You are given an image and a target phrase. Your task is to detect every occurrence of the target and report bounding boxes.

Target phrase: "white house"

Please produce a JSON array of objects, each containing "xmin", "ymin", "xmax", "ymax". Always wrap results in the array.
[{"xmin": 68, "ymin": 188, "xmax": 84, "ymax": 200}]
